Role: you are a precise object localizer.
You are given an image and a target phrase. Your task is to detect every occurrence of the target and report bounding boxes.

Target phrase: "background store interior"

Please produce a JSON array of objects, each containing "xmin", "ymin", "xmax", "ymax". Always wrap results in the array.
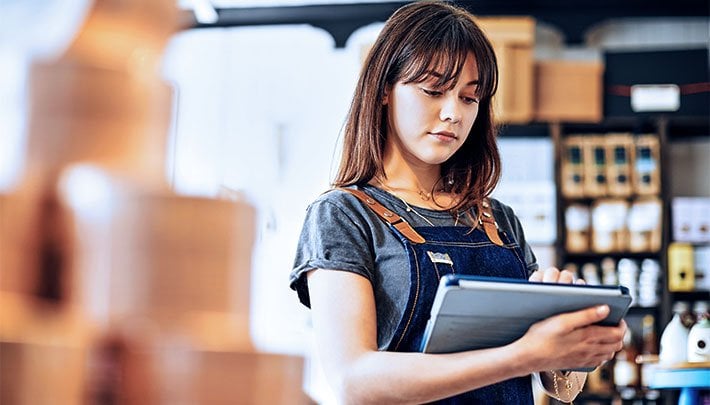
[{"xmin": 0, "ymin": 0, "xmax": 708, "ymax": 404}]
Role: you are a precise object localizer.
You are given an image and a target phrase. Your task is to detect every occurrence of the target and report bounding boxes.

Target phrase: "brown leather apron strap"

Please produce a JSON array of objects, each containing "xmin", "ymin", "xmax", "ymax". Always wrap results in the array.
[
  {"xmin": 479, "ymin": 199, "xmax": 505, "ymax": 247},
  {"xmin": 339, "ymin": 188, "xmax": 426, "ymax": 244}
]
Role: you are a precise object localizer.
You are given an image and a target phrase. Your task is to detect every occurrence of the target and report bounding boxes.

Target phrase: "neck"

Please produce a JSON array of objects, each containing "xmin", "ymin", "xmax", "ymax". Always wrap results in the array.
[{"xmin": 380, "ymin": 144, "xmax": 441, "ymax": 194}]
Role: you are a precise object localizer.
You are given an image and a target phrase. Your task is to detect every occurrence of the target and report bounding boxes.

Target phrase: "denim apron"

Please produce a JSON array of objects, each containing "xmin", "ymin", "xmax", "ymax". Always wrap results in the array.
[{"xmin": 344, "ymin": 188, "xmax": 534, "ymax": 404}]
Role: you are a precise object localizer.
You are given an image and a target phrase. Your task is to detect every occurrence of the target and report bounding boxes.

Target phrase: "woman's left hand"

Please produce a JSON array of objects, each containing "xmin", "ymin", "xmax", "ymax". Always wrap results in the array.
[
  {"xmin": 529, "ymin": 267, "xmax": 582, "ymax": 285},
  {"xmin": 528, "ymin": 266, "xmax": 616, "ymax": 403}
]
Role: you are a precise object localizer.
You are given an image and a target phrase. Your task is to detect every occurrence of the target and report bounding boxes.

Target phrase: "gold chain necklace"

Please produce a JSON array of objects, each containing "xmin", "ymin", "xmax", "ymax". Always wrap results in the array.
[
  {"xmin": 376, "ymin": 177, "xmax": 440, "ymax": 202},
  {"xmin": 376, "ymin": 181, "xmax": 465, "ymax": 227},
  {"xmin": 417, "ymin": 189, "xmax": 433, "ymax": 201},
  {"xmin": 393, "ymin": 191, "xmax": 437, "ymax": 227},
  {"xmin": 376, "ymin": 181, "xmax": 436, "ymax": 226}
]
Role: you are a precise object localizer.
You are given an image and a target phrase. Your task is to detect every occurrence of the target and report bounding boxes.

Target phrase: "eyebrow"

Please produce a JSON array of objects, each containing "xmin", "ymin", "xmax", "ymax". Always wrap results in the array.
[{"xmin": 425, "ymin": 70, "xmax": 479, "ymax": 86}]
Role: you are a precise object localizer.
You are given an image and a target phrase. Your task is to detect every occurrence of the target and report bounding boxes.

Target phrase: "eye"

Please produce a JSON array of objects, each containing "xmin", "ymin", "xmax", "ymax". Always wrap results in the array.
[
  {"xmin": 421, "ymin": 88, "xmax": 443, "ymax": 97},
  {"xmin": 462, "ymin": 96, "xmax": 480, "ymax": 105}
]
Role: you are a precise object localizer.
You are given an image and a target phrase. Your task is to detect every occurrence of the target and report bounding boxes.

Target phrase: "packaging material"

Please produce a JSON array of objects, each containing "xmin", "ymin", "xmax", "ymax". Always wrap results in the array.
[
  {"xmin": 0, "ymin": 192, "xmax": 40, "ymax": 296},
  {"xmin": 560, "ymin": 136, "xmax": 586, "ymax": 198},
  {"xmin": 63, "ymin": 182, "xmax": 257, "ymax": 346},
  {"xmin": 591, "ymin": 199, "xmax": 629, "ymax": 252},
  {"xmin": 584, "ymin": 136, "xmax": 608, "ymax": 197},
  {"xmin": 565, "ymin": 204, "xmax": 590, "ymax": 252},
  {"xmin": 668, "ymin": 243, "xmax": 695, "ymax": 292},
  {"xmin": 633, "ymin": 135, "xmax": 661, "ymax": 196},
  {"xmin": 0, "ymin": 341, "xmax": 85, "ymax": 405},
  {"xmin": 478, "ymin": 17, "xmax": 535, "ymax": 123},
  {"xmin": 605, "ymin": 133, "xmax": 635, "ymax": 197},
  {"xmin": 83, "ymin": 334, "xmax": 306, "ymax": 404},
  {"xmin": 673, "ymin": 197, "xmax": 710, "ymax": 243},
  {"xmin": 534, "ymin": 60, "xmax": 603, "ymax": 122},
  {"xmin": 627, "ymin": 197, "xmax": 662, "ymax": 252}
]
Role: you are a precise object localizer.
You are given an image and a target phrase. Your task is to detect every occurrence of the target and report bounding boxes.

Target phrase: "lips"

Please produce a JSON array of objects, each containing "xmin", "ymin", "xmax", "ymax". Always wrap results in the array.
[{"xmin": 429, "ymin": 131, "xmax": 458, "ymax": 142}]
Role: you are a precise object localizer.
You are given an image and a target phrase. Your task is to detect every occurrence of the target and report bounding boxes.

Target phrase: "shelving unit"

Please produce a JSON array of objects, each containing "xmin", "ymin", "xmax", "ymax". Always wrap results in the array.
[{"xmin": 548, "ymin": 116, "xmax": 709, "ymax": 405}]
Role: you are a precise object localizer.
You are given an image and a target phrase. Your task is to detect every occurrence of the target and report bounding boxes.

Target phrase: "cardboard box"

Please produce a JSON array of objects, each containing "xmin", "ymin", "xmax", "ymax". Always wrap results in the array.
[
  {"xmin": 478, "ymin": 17, "xmax": 535, "ymax": 124},
  {"xmin": 591, "ymin": 199, "xmax": 629, "ymax": 253},
  {"xmin": 627, "ymin": 197, "xmax": 662, "ymax": 252},
  {"xmin": 605, "ymin": 134, "xmax": 635, "ymax": 197},
  {"xmin": 633, "ymin": 135, "xmax": 661, "ymax": 196},
  {"xmin": 0, "ymin": 340, "xmax": 86, "ymax": 405},
  {"xmin": 584, "ymin": 136, "xmax": 608, "ymax": 197},
  {"xmin": 560, "ymin": 136, "xmax": 586, "ymax": 198},
  {"xmin": 87, "ymin": 338, "xmax": 306, "ymax": 404},
  {"xmin": 565, "ymin": 204, "xmax": 591, "ymax": 253},
  {"xmin": 534, "ymin": 61, "xmax": 603, "ymax": 122}
]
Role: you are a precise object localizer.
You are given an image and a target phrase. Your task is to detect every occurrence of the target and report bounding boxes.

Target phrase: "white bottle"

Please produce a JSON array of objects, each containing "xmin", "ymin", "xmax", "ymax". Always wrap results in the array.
[
  {"xmin": 659, "ymin": 301, "xmax": 690, "ymax": 365},
  {"xmin": 687, "ymin": 301, "xmax": 710, "ymax": 362}
]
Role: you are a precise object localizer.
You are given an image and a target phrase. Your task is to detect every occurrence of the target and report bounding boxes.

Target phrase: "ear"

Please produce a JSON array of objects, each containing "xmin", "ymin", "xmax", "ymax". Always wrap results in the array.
[{"xmin": 382, "ymin": 86, "xmax": 390, "ymax": 105}]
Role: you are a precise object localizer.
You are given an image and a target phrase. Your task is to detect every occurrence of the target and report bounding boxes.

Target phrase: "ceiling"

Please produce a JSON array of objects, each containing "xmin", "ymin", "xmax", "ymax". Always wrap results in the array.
[{"xmin": 180, "ymin": 0, "xmax": 710, "ymax": 46}]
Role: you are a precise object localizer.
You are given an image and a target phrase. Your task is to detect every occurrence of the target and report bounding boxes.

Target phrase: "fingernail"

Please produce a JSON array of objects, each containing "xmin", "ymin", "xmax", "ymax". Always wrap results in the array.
[{"xmin": 597, "ymin": 305, "xmax": 610, "ymax": 316}]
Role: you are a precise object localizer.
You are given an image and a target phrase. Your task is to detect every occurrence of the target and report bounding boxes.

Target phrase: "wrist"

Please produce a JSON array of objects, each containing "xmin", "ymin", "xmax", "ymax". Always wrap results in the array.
[{"xmin": 506, "ymin": 341, "xmax": 540, "ymax": 377}]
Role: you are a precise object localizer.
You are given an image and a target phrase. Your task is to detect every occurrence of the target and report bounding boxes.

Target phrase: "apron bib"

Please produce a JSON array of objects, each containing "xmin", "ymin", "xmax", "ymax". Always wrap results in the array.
[{"xmin": 344, "ymin": 188, "xmax": 534, "ymax": 404}]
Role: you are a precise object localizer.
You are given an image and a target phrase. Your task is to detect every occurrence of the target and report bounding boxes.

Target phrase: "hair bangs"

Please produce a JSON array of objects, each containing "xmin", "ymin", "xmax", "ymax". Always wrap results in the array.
[{"xmin": 395, "ymin": 17, "xmax": 497, "ymax": 99}]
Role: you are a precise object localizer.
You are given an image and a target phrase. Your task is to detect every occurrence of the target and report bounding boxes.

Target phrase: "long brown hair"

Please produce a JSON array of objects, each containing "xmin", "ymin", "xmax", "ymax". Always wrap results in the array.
[{"xmin": 333, "ymin": 1, "xmax": 501, "ymax": 218}]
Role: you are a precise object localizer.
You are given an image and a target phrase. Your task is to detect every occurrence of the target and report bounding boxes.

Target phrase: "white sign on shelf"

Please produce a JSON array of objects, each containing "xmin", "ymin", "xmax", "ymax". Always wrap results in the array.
[{"xmin": 630, "ymin": 84, "xmax": 680, "ymax": 112}]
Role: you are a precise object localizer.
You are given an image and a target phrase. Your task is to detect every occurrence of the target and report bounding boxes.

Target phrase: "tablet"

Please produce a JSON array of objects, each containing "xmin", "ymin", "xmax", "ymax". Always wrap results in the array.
[{"xmin": 420, "ymin": 275, "xmax": 632, "ymax": 370}]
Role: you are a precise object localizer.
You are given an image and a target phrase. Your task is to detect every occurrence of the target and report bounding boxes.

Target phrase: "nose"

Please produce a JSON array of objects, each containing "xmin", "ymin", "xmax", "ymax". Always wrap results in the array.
[{"xmin": 439, "ymin": 95, "xmax": 462, "ymax": 124}]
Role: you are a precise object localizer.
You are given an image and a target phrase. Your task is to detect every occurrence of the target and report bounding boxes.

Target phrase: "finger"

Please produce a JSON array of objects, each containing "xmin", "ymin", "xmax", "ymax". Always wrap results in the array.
[
  {"xmin": 542, "ymin": 267, "xmax": 560, "ymax": 283},
  {"xmin": 618, "ymin": 319, "xmax": 628, "ymax": 333},
  {"xmin": 529, "ymin": 270, "xmax": 544, "ymax": 282},
  {"xmin": 558, "ymin": 270, "xmax": 575, "ymax": 284},
  {"xmin": 581, "ymin": 325, "xmax": 625, "ymax": 344},
  {"xmin": 559, "ymin": 305, "xmax": 610, "ymax": 330},
  {"xmin": 575, "ymin": 278, "xmax": 586, "ymax": 285}
]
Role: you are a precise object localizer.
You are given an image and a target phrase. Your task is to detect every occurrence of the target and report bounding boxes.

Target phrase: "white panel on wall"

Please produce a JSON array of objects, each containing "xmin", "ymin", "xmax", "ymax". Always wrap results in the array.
[
  {"xmin": 162, "ymin": 24, "xmax": 365, "ymax": 355},
  {"xmin": 494, "ymin": 138, "xmax": 556, "ymax": 245},
  {"xmin": 0, "ymin": 53, "xmax": 28, "ymax": 192},
  {"xmin": 0, "ymin": 0, "xmax": 92, "ymax": 192}
]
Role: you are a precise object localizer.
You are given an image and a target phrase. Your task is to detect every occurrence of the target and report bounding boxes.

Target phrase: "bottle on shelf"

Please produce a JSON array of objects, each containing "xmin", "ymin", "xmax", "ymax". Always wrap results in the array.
[
  {"xmin": 680, "ymin": 301, "xmax": 697, "ymax": 329},
  {"xmin": 637, "ymin": 314, "xmax": 660, "ymax": 402},
  {"xmin": 614, "ymin": 328, "xmax": 640, "ymax": 400},
  {"xmin": 562, "ymin": 262, "xmax": 579, "ymax": 280},
  {"xmin": 617, "ymin": 258, "xmax": 639, "ymax": 306},
  {"xmin": 581, "ymin": 262, "xmax": 601, "ymax": 285},
  {"xmin": 687, "ymin": 301, "xmax": 710, "ymax": 363},
  {"xmin": 601, "ymin": 257, "xmax": 618, "ymax": 286},
  {"xmin": 637, "ymin": 258, "xmax": 661, "ymax": 307},
  {"xmin": 659, "ymin": 301, "xmax": 691, "ymax": 365}
]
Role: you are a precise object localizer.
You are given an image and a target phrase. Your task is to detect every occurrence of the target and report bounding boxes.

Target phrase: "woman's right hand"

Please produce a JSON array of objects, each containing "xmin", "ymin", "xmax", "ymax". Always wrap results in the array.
[{"xmin": 513, "ymin": 304, "xmax": 626, "ymax": 373}]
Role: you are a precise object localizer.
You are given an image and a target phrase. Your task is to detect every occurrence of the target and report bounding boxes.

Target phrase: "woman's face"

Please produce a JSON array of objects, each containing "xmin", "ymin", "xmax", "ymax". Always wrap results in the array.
[{"xmin": 384, "ymin": 53, "xmax": 480, "ymax": 167}]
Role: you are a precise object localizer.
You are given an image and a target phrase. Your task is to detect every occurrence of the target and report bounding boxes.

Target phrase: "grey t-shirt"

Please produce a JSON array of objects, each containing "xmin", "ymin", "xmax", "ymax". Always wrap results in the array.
[{"xmin": 290, "ymin": 184, "xmax": 538, "ymax": 350}]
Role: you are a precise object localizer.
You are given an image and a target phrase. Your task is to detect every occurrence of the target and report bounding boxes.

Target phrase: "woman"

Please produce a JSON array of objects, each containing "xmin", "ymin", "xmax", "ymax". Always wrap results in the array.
[{"xmin": 290, "ymin": 2, "xmax": 625, "ymax": 403}]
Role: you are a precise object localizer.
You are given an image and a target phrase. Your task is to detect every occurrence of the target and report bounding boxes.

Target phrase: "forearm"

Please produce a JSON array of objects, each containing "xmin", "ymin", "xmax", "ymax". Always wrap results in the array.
[
  {"xmin": 538, "ymin": 371, "xmax": 587, "ymax": 404},
  {"xmin": 334, "ymin": 344, "xmax": 532, "ymax": 404}
]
